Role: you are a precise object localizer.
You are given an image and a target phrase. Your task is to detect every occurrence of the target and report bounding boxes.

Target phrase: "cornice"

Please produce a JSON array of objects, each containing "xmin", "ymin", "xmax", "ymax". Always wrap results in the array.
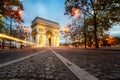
[{"xmin": 31, "ymin": 17, "xmax": 60, "ymax": 29}]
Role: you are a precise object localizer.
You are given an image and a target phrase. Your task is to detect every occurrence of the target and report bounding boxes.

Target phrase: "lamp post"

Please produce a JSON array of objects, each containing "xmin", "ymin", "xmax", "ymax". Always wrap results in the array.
[
  {"xmin": 9, "ymin": 9, "xmax": 22, "ymax": 48},
  {"xmin": 72, "ymin": 8, "xmax": 87, "ymax": 48},
  {"xmin": 9, "ymin": 10, "xmax": 13, "ymax": 49}
]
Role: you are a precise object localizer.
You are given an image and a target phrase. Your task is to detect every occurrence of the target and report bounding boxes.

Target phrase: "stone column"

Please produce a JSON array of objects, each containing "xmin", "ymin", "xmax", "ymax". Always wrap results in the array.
[
  {"xmin": 43, "ymin": 35, "xmax": 45, "ymax": 47},
  {"xmin": 45, "ymin": 35, "xmax": 48, "ymax": 47},
  {"xmin": 57, "ymin": 36, "xmax": 60, "ymax": 46},
  {"xmin": 52, "ymin": 36, "xmax": 55, "ymax": 47},
  {"xmin": 35, "ymin": 34, "xmax": 39, "ymax": 44},
  {"xmin": 55, "ymin": 36, "xmax": 59, "ymax": 47}
]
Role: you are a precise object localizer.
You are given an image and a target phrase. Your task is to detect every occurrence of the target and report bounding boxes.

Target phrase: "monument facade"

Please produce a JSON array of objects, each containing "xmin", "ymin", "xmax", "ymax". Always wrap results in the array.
[{"xmin": 31, "ymin": 17, "xmax": 60, "ymax": 47}]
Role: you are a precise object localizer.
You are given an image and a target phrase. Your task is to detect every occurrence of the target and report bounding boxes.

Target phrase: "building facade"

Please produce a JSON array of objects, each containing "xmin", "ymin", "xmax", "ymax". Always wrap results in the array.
[{"xmin": 31, "ymin": 17, "xmax": 60, "ymax": 47}]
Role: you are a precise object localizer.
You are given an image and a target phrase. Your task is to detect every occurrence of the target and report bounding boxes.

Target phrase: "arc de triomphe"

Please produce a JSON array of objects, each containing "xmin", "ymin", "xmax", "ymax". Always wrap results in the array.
[{"xmin": 31, "ymin": 17, "xmax": 60, "ymax": 47}]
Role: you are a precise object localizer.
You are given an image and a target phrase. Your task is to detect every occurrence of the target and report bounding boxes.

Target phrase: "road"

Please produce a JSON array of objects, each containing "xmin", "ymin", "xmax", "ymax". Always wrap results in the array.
[
  {"xmin": 0, "ymin": 47, "xmax": 120, "ymax": 80},
  {"xmin": 0, "ymin": 48, "xmax": 45, "ymax": 64},
  {"xmin": 52, "ymin": 47, "xmax": 120, "ymax": 80},
  {"xmin": 0, "ymin": 48, "xmax": 79, "ymax": 80}
]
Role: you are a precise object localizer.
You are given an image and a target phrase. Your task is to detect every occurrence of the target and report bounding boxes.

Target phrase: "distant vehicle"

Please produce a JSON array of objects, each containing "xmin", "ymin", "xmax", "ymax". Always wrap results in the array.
[{"xmin": 20, "ymin": 45, "xmax": 25, "ymax": 49}]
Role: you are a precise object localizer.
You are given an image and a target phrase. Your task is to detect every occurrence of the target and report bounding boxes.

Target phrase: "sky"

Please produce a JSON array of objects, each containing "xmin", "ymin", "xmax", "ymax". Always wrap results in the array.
[
  {"xmin": 21, "ymin": 0, "xmax": 70, "ymax": 43},
  {"xmin": 20, "ymin": 0, "xmax": 120, "ymax": 43},
  {"xmin": 109, "ymin": 24, "xmax": 120, "ymax": 37},
  {"xmin": 21, "ymin": 0, "xmax": 69, "ymax": 27}
]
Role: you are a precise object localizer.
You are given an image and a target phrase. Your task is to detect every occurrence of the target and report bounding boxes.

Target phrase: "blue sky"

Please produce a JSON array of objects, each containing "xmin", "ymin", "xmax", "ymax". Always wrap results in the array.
[
  {"xmin": 20, "ymin": 0, "xmax": 120, "ymax": 43},
  {"xmin": 21, "ymin": 0, "xmax": 69, "ymax": 27},
  {"xmin": 21, "ymin": 0, "xmax": 70, "ymax": 43}
]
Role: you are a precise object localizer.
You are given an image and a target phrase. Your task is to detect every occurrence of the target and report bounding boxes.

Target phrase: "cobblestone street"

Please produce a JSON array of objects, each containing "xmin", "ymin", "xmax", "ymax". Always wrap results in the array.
[
  {"xmin": 53, "ymin": 48, "xmax": 120, "ymax": 80},
  {"xmin": 1, "ymin": 47, "xmax": 120, "ymax": 80},
  {"xmin": 0, "ymin": 48, "xmax": 44, "ymax": 64},
  {"xmin": 0, "ymin": 50, "xmax": 79, "ymax": 80}
]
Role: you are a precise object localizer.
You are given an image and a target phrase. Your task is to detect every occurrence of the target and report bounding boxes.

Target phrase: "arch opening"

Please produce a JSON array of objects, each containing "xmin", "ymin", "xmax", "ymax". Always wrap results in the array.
[{"xmin": 46, "ymin": 31, "xmax": 52, "ymax": 46}]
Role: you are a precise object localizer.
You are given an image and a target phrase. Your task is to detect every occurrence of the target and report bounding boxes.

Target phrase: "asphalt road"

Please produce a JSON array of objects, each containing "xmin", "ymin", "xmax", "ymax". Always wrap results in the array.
[{"xmin": 52, "ymin": 47, "xmax": 120, "ymax": 80}]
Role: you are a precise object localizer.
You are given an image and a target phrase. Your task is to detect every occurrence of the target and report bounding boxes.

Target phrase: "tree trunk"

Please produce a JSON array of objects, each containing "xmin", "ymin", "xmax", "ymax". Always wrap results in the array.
[
  {"xmin": 94, "ymin": 13, "xmax": 99, "ymax": 48},
  {"xmin": 9, "ymin": 17, "xmax": 12, "ymax": 49},
  {"xmin": 2, "ymin": 38, "xmax": 5, "ymax": 49},
  {"xmin": 84, "ymin": 13, "xmax": 87, "ymax": 48}
]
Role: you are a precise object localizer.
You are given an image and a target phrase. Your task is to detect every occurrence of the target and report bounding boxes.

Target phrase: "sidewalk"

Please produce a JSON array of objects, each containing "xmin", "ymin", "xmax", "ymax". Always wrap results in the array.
[
  {"xmin": 64, "ymin": 45, "xmax": 120, "ymax": 51},
  {"xmin": 0, "ymin": 50, "xmax": 79, "ymax": 80},
  {"xmin": 83, "ymin": 45, "xmax": 120, "ymax": 51}
]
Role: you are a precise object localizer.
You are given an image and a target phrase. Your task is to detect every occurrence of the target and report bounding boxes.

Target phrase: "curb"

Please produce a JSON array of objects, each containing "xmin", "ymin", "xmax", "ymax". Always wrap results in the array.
[{"xmin": 51, "ymin": 49, "xmax": 99, "ymax": 80}]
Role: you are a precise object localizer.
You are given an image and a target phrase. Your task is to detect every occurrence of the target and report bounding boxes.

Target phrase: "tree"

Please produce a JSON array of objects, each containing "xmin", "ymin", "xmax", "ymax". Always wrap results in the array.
[
  {"xmin": 0, "ymin": 0, "xmax": 23, "ymax": 20},
  {"xmin": 114, "ymin": 37, "xmax": 120, "ymax": 44},
  {"xmin": 0, "ymin": 14, "xmax": 4, "ymax": 49},
  {"xmin": 60, "ymin": 25, "xmax": 71, "ymax": 44},
  {"xmin": 65, "ymin": 0, "xmax": 120, "ymax": 48},
  {"xmin": 0, "ymin": 14, "xmax": 4, "ymax": 33},
  {"xmin": 0, "ymin": 0, "xmax": 24, "ymax": 32},
  {"xmin": 0, "ymin": 0, "xmax": 24, "ymax": 49},
  {"xmin": 0, "ymin": 0, "xmax": 24, "ymax": 34}
]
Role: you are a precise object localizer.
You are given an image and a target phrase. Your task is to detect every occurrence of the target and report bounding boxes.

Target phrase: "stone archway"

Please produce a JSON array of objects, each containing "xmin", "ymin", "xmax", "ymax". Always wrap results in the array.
[
  {"xmin": 31, "ymin": 17, "xmax": 60, "ymax": 47},
  {"xmin": 46, "ymin": 31, "xmax": 52, "ymax": 46}
]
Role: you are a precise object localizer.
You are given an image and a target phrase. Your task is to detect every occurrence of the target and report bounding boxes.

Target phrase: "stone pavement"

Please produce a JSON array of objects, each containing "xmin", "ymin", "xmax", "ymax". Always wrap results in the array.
[
  {"xmin": 52, "ymin": 48, "xmax": 120, "ymax": 80},
  {"xmin": 0, "ymin": 48, "xmax": 45, "ymax": 64},
  {"xmin": 0, "ymin": 50, "xmax": 79, "ymax": 80}
]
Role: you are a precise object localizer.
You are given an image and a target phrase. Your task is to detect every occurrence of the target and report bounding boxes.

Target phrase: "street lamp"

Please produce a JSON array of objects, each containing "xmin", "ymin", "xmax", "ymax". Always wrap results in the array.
[
  {"xmin": 9, "ymin": 9, "xmax": 22, "ymax": 48},
  {"xmin": 18, "ymin": 10, "xmax": 22, "ymax": 16},
  {"xmin": 72, "ymin": 8, "xmax": 87, "ymax": 48},
  {"xmin": 72, "ymin": 8, "xmax": 80, "ymax": 16},
  {"xmin": 9, "ymin": 10, "xmax": 14, "ymax": 49}
]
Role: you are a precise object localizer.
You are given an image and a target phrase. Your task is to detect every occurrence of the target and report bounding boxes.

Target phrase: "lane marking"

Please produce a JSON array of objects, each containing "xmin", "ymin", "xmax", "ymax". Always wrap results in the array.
[
  {"xmin": 0, "ymin": 50, "xmax": 47, "ymax": 68},
  {"xmin": 51, "ymin": 49, "xmax": 99, "ymax": 80}
]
